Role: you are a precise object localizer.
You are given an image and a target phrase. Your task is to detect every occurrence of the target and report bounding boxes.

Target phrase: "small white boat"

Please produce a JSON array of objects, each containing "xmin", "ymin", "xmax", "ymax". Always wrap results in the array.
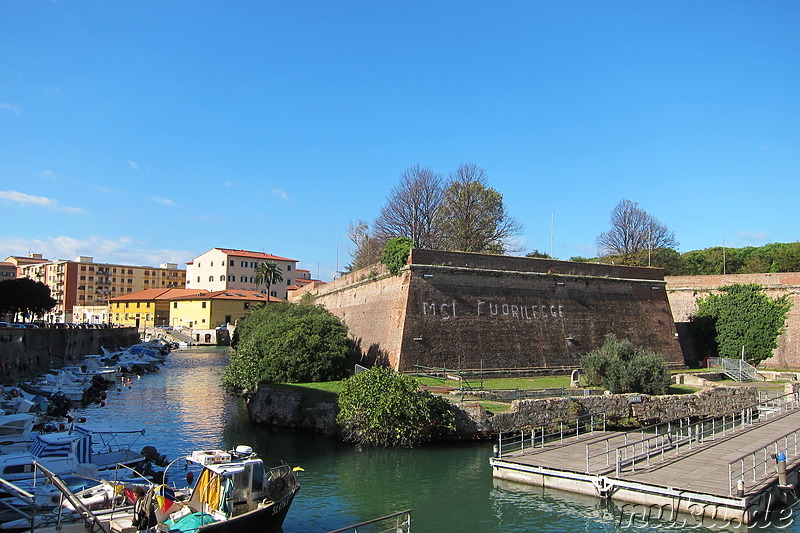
[
  {"xmin": 0, "ymin": 413, "xmax": 38, "ymax": 453},
  {"xmin": 0, "ymin": 423, "xmax": 155, "ymax": 489}
]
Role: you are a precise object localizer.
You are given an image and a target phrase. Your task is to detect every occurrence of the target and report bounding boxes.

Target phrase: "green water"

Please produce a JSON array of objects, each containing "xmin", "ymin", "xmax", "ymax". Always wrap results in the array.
[{"xmin": 73, "ymin": 347, "xmax": 798, "ymax": 532}]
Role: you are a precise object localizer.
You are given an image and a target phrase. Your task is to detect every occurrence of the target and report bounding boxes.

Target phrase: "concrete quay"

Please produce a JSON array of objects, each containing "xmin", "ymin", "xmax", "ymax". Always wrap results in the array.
[{"xmin": 490, "ymin": 396, "xmax": 800, "ymax": 525}]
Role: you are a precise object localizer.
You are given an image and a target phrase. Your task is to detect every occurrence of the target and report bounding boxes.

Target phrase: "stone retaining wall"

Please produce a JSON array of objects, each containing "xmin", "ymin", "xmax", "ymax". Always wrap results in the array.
[
  {"xmin": 0, "ymin": 327, "xmax": 139, "ymax": 384},
  {"xmin": 247, "ymin": 384, "xmax": 760, "ymax": 440},
  {"xmin": 491, "ymin": 386, "xmax": 759, "ymax": 432}
]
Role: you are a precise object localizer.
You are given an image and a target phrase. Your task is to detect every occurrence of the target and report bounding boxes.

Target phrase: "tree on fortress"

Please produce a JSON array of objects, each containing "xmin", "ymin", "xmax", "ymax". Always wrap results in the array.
[
  {"xmin": 0, "ymin": 278, "xmax": 56, "ymax": 322},
  {"xmin": 382, "ymin": 237, "xmax": 414, "ymax": 275},
  {"xmin": 223, "ymin": 302, "xmax": 349, "ymax": 392},
  {"xmin": 346, "ymin": 219, "xmax": 385, "ymax": 272},
  {"xmin": 374, "ymin": 164, "xmax": 444, "ymax": 249},
  {"xmin": 337, "ymin": 366, "xmax": 456, "ymax": 447},
  {"xmin": 689, "ymin": 284, "xmax": 791, "ymax": 366},
  {"xmin": 435, "ymin": 163, "xmax": 523, "ymax": 254},
  {"xmin": 253, "ymin": 261, "xmax": 283, "ymax": 298},
  {"xmin": 581, "ymin": 334, "xmax": 671, "ymax": 395},
  {"xmin": 596, "ymin": 199, "xmax": 678, "ymax": 262}
]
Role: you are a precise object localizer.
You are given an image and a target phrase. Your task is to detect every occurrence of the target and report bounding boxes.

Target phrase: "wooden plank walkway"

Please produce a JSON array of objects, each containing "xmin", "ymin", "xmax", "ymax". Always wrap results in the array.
[{"xmin": 500, "ymin": 408, "xmax": 800, "ymax": 498}]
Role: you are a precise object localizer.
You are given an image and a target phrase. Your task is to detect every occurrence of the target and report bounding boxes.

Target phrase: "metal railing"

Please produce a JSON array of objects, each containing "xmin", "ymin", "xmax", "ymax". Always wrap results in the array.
[
  {"xmin": 707, "ymin": 357, "xmax": 758, "ymax": 382},
  {"xmin": 585, "ymin": 391, "xmax": 800, "ymax": 475},
  {"xmin": 728, "ymin": 428, "xmax": 800, "ymax": 497},
  {"xmin": 612, "ymin": 411, "xmax": 755, "ymax": 477},
  {"xmin": 497, "ymin": 413, "xmax": 606, "ymax": 457},
  {"xmin": 490, "ymin": 388, "xmax": 606, "ymax": 402},
  {"xmin": 325, "ymin": 509, "xmax": 412, "ymax": 533}
]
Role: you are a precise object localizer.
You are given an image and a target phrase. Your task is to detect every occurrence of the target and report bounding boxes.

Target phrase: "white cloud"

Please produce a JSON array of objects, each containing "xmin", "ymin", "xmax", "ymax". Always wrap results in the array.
[
  {"xmin": 151, "ymin": 196, "xmax": 176, "ymax": 207},
  {"xmin": 39, "ymin": 170, "xmax": 58, "ymax": 180},
  {"xmin": 128, "ymin": 160, "xmax": 140, "ymax": 171},
  {"xmin": 0, "ymin": 103, "xmax": 22, "ymax": 116},
  {"xmin": 0, "ymin": 190, "xmax": 87, "ymax": 214},
  {"xmin": 737, "ymin": 231, "xmax": 769, "ymax": 243},
  {"xmin": 0, "ymin": 190, "xmax": 53, "ymax": 207},
  {"xmin": 0, "ymin": 235, "xmax": 193, "ymax": 266},
  {"xmin": 272, "ymin": 189, "xmax": 290, "ymax": 202}
]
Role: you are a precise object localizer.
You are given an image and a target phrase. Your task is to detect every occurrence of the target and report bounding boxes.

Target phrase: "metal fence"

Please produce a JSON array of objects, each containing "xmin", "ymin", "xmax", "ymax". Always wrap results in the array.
[
  {"xmin": 728, "ymin": 425, "xmax": 800, "ymax": 496},
  {"xmin": 584, "ymin": 391, "xmax": 800, "ymax": 475},
  {"xmin": 497, "ymin": 413, "xmax": 606, "ymax": 457}
]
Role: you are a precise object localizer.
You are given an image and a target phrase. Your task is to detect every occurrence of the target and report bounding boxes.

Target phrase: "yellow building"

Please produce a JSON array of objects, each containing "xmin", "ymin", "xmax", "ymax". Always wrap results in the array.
[
  {"xmin": 169, "ymin": 290, "xmax": 275, "ymax": 329},
  {"xmin": 108, "ymin": 288, "xmax": 204, "ymax": 328}
]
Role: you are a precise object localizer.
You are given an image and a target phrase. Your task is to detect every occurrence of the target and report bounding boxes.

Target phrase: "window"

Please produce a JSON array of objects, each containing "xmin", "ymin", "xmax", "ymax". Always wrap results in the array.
[
  {"xmin": 201, "ymin": 318, "xmax": 206, "ymax": 323},
  {"xmin": 173, "ymin": 302, "xmax": 178, "ymax": 309},
  {"xmin": 250, "ymin": 261, "xmax": 256, "ymax": 268},
  {"xmin": 202, "ymin": 302, "xmax": 207, "ymax": 308},
  {"xmin": 250, "ymin": 276, "xmax": 254, "ymax": 283},
  {"xmin": 146, "ymin": 303, "xmax": 151, "ymax": 308},
  {"xmin": 125, "ymin": 303, "xmax": 129, "ymax": 308},
  {"xmin": 244, "ymin": 302, "xmax": 250, "ymax": 310},
  {"xmin": 197, "ymin": 262, "xmax": 200, "ymax": 268},
  {"xmin": 228, "ymin": 275, "xmax": 234, "ymax": 281},
  {"xmin": 128, "ymin": 279, "xmax": 133, "ymax": 284},
  {"xmin": 80, "ymin": 275, "xmax": 86, "ymax": 281},
  {"xmin": 128, "ymin": 269, "xmax": 133, "ymax": 275},
  {"xmin": 81, "ymin": 266, "xmax": 86, "ymax": 271},
  {"xmin": 210, "ymin": 261, "xmax": 213, "ymax": 267},
  {"xmin": 219, "ymin": 275, "xmax": 225, "ymax": 281},
  {"xmin": 286, "ymin": 279, "xmax": 291, "ymax": 285},
  {"xmin": 241, "ymin": 261, "xmax": 247, "ymax": 267},
  {"xmin": 88, "ymin": 276, "xmax": 93, "ymax": 281},
  {"xmin": 89, "ymin": 266, "xmax": 94, "ymax": 272},
  {"xmin": 209, "ymin": 276, "xmax": 214, "ymax": 282},
  {"xmin": 197, "ymin": 277, "xmax": 200, "ymax": 282},
  {"xmin": 230, "ymin": 260, "xmax": 234, "ymax": 266},
  {"xmin": 287, "ymin": 265, "xmax": 292, "ymax": 271},
  {"xmin": 136, "ymin": 302, "xmax": 140, "ymax": 308},
  {"xmin": 241, "ymin": 276, "xmax": 247, "ymax": 282},
  {"xmin": 271, "ymin": 291, "xmax": 277, "ymax": 297}
]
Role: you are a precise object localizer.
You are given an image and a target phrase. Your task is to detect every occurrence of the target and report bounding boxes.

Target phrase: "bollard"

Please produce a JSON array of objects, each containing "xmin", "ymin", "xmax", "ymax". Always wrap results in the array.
[
  {"xmin": 777, "ymin": 451, "xmax": 788, "ymax": 486},
  {"xmin": 737, "ymin": 479, "xmax": 745, "ymax": 498},
  {"xmin": 493, "ymin": 445, "xmax": 499, "ymax": 458}
]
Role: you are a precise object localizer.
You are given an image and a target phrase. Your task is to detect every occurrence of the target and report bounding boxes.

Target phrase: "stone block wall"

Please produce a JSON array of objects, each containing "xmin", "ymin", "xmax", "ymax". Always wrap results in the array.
[
  {"xmin": 298, "ymin": 263, "xmax": 410, "ymax": 368},
  {"xmin": 0, "ymin": 327, "xmax": 139, "ymax": 384},
  {"xmin": 491, "ymin": 386, "xmax": 759, "ymax": 431},
  {"xmin": 666, "ymin": 273, "xmax": 800, "ymax": 367},
  {"xmin": 296, "ymin": 249, "xmax": 683, "ymax": 372}
]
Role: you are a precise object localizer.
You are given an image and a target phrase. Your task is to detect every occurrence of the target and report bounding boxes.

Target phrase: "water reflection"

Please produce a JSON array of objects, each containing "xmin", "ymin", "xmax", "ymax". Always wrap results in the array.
[{"xmin": 70, "ymin": 347, "xmax": 800, "ymax": 533}]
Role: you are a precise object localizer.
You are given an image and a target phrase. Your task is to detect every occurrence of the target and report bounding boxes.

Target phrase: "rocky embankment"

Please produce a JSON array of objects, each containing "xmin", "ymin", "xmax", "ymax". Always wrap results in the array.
[{"xmin": 246, "ymin": 384, "xmax": 782, "ymax": 440}]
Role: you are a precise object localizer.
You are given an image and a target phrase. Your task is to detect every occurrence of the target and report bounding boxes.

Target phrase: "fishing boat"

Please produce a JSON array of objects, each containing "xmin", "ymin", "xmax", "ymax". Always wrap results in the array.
[
  {"xmin": 137, "ymin": 445, "xmax": 300, "ymax": 533},
  {"xmin": 2, "ymin": 446, "xmax": 299, "ymax": 533}
]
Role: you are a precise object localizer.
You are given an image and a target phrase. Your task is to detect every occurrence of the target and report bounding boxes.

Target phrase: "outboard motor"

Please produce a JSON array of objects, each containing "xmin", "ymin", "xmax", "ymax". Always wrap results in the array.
[{"xmin": 141, "ymin": 445, "xmax": 168, "ymax": 467}]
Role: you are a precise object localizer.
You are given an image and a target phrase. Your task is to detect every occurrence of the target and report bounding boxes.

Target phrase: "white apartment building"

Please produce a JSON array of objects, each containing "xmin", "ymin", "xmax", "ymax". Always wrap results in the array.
[{"xmin": 185, "ymin": 248, "xmax": 299, "ymax": 299}]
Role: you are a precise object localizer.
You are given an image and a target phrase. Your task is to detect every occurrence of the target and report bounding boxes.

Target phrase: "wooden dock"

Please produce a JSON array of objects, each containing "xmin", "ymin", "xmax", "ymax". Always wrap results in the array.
[{"xmin": 491, "ymin": 402, "xmax": 800, "ymax": 524}]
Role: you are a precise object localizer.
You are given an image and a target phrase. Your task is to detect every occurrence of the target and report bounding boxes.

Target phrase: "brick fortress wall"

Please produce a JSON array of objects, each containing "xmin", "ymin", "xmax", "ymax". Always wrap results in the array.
[
  {"xmin": 666, "ymin": 273, "xmax": 800, "ymax": 367},
  {"xmin": 295, "ymin": 250, "xmax": 684, "ymax": 371}
]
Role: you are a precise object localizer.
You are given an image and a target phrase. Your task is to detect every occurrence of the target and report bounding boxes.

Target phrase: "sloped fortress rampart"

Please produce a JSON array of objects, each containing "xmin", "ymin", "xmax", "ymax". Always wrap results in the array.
[{"xmin": 295, "ymin": 250, "xmax": 683, "ymax": 371}]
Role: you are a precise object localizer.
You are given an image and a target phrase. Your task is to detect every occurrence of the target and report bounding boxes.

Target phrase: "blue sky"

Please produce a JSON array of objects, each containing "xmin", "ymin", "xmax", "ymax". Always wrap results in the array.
[{"xmin": 1, "ymin": 1, "xmax": 798, "ymax": 280}]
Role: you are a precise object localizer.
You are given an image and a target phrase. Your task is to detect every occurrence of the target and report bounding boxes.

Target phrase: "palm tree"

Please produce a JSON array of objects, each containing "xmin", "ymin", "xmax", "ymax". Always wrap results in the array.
[{"xmin": 253, "ymin": 261, "xmax": 283, "ymax": 302}]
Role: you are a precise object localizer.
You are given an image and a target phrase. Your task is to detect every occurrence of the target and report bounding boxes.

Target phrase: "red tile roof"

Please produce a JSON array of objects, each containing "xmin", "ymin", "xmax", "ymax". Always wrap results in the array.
[
  {"xmin": 216, "ymin": 248, "xmax": 298, "ymax": 263},
  {"xmin": 109, "ymin": 288, "xmax": 207, "ymax": 302},
  {"xmin": 170, "ymin": 289, "xmax": 281, "ymax": 303}
]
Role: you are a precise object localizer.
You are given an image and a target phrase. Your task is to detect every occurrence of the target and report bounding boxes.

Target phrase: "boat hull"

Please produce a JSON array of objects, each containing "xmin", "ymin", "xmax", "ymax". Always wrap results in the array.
[{"xmin": 198, "ymin": 487, "xmax": 299, "ymax": 533}]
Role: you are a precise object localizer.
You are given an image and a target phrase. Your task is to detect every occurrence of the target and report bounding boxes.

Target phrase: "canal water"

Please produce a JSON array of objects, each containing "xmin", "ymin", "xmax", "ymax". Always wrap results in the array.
[{"xmin": 73, "ymin": 347, "xmax": 798, "ymax": 532}]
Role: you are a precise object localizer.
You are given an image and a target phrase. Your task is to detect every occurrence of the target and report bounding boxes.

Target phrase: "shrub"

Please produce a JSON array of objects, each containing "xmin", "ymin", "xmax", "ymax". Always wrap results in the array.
[
  {"xmin": 381, "ymin": 237, "xmax": 414, "ymax": 276},
  {"xmin": 581, "ymin": 334, "xmax": 671, "ymax": 395},
  {"xmin": 336, "ymin": 367, "xmax": 456, "ymax": 447},
  {"xmin": 223, "ymin": 302, "xmax": 350, "ymax": 392}
]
